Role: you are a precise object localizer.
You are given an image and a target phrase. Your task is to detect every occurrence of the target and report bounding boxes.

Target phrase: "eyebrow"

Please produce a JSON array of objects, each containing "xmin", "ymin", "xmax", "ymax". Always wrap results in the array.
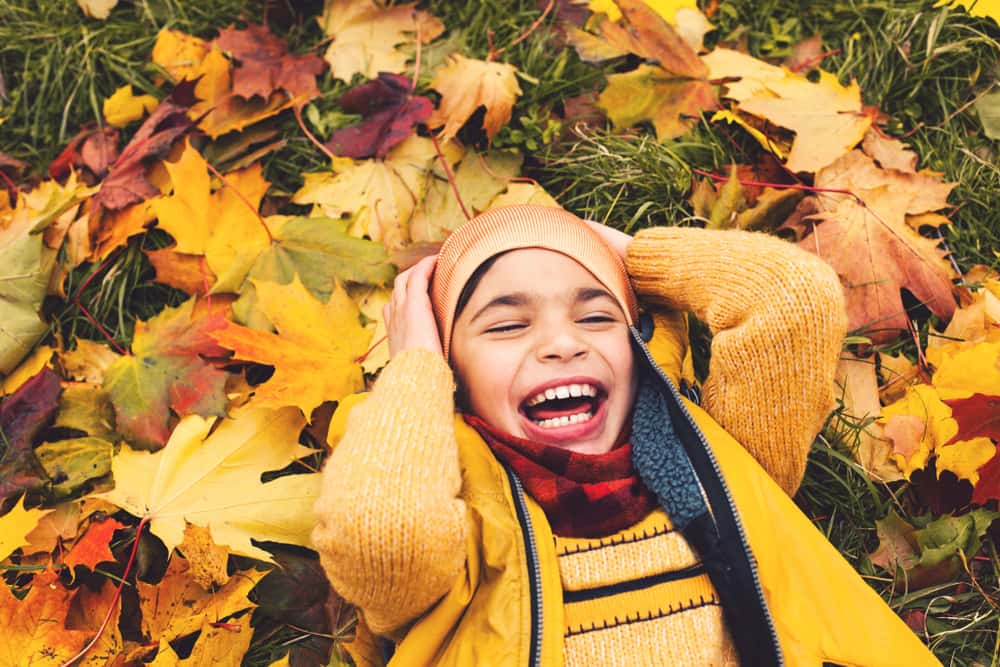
[{"xmin": 468, "ymin": 287, "xmax": 617, "ymax": 324}]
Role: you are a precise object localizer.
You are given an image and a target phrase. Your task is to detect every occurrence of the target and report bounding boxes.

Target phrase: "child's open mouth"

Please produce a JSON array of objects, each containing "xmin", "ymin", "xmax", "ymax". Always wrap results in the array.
[{"xmin": 519, "ymin": 382, "xmax": 606, "ymax": 430}]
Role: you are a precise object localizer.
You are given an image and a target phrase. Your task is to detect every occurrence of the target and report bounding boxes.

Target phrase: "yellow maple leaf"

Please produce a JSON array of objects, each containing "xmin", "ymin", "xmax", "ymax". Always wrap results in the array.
[
  {"xmin": 429, "ymin": 55, "xmax": 523, "ymax": 143},
  {"xmin": 0, "ymin": 496, "xmax": 51, "ymax": 562},
  {"xmin": 937, "ymin": 437, "xmax": 996, "ymax": 485},
  {"xmin": 927, "ymin": 335, "xmax": 1000, "ymax": 400},
  {"xmin": 102, "ymin": 84, "xmax": 158, "ymax": 128},
  {"xmin": 211, "ymin": 276, "xmax": 371, "ymax": 415},
  {"xmin": 935, "ymin": 0, "xmax": 1000, "ymax": 22},
  {"xmin": 584, "ymin": 0, "xmax": 712, "ymax": 51},
  {"xmin": 96, "ymin": 403, "xmax": 319, "ymax": 562},
  {"xmin": 153, "ymin": 140, "xmax": 270, "ymax": 293},
  {"xmin": 137, "ymin": 554, "xmax": 263, "ymax": 643},
  {"xmin": 881, "ymin": 384, "xmax": 958, "ymax": 477},
  {"xmin": 349, "ymin": 285, "xmax": 391, "ymax": 375},
  {"xmin": 151, "ymin": 28, "xmax": 210, "ymax": 82},
  {"xmin": 293, "ymin": 135, "xmax": 443, "ymax": 250},
  {"xmin": 599, "ymin": 65, "xmax": 717, "ymax": 140},
  {"xmin": 319, "ymin": 0, "xmax": 444, "ymax": 81}
]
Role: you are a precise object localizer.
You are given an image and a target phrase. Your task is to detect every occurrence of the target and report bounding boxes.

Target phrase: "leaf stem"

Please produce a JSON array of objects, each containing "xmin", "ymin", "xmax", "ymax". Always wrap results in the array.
[
  {"xmin": 61, "ymin": 517, "xmax": 149, "ymax": 667},
  {"xmin": 690, "ymin": 167, "xmax": 863, "ymax": 204},
  {"xmin": 293, "ymin": 104, "xmax": 339, "ymax": 165},
  {"xmin": 203, "ymin": 160, "xmax": 273, "ymax": 243},
  {"xmin": 430, "ymin": 133, "xmax": 471, "ymax": 221},
  {"xmin": 70, "ymin": 252, "xmax": 128, "ymax": 355},
  {"xmin": 355, "ymin": 334, "xmax": 387, "ymax": 365}
]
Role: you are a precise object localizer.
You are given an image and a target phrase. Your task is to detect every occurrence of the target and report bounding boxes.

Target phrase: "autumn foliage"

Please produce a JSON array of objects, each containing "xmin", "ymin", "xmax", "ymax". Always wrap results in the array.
[{"xmin": 0, "ymin": 0, "xmax": 997, "ymax": 664}]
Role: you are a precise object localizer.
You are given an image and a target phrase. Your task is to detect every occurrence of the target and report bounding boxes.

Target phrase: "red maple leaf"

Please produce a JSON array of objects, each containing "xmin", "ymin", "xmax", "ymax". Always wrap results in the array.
[
  {"xmin": 49, "ymin": 124, "xmax": 120, "ymax": 182},
  {"xmin": 62, "ymin": 516, "xmax": 126, "ymax": 572},
  {"xmin": 215, "ymin": 22, "xmax": 325, "ymax": 102},
  {"xmin": 94, "ymin": 81, "xmax": 198, "ymax": 211},
  {"xmin": 944, "ymin": 393, "xmax": 1000, "ymax": 444},
  {"xmin": 326, "ymin": 73, "xmax": 432, "ymax": 159},
  {"xmin": 972, "ymin": 447, "xmax": 1000, "ymax": 506}
]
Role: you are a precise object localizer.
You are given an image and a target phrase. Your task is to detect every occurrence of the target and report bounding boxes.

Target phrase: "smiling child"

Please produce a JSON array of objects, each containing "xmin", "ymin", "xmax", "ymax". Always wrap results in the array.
[{"xmin": 312, "ymin": 205, "xmax": 940, "ymax": 666}]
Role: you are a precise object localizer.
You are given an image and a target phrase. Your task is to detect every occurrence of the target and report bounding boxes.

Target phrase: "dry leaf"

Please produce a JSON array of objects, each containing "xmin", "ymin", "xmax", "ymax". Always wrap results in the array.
[
  {"xmin": 103, "ymin": 85, "xmax": 159, "ymax": 128},
  {"xmin": 429, "ymin": 55, "xmax": 522, "ymax": 142},
  {"xmin": 60, "ymin": 338, "xmax": 121, "ymax": 384},
  {"xmin": 77, "ymin": 0, "xmax": 118, "ymax": 20},
  {"xmin": 151, "ymin": 29, "xmax": 210, "ymax": 83},
  {"xmin": 0, "ymin": 496, "xmax": 51, "ymax": 562},
  {"xmin": 97, "ymin": 403, "xmax": 319, "ymax": 561},
  {"xmin": 861, "ymin": 128, "xmax": 918, "ymax": 173},
  {"xmin": 179, "ymin": 522, "xmax": 231, "ymax": 589},
  {"xmin": 835, "ymin": 352, "xmax": 903, "ymax": 482}
]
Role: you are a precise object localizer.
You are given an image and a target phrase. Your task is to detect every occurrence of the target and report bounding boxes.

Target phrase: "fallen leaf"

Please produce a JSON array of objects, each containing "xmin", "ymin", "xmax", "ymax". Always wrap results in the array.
[
  {"xmin": 936, "ymin": 437, "xmax": 995, "ymax": 485},
  {"xmin": 293, "ymin": 134, "xmax": 441, "ymax": 250},
  {"xmin": 212, "ymin": 277, "xmax": 371, "ymax": 415},
  {"xmin": 599, "ymin": 65, "xmax": 717, "ymax": 140},
  {"xmin": 97, "ymin": 403, "xmax": 319, "ymax": 561},
  {"xmin": 349, "ymin": 285, "xmax": 391, "ymax": 374},
  {"xmin": 783, "ymin": 34, "xmax": 824, "ymax": 71},
  {"xmin": 151, "ymin": 140, "xmax": 271, "ymax": 293},
  {"xmin": 137, "ymin": 553, "xmax": 264, "ymax": 642},
  {"xmin": 835, "ymin": 352, "xmax": 903, "ymax": 481},
  {"xmin": 95, "ymin": 81, "xmax": 196, "ymax": 211},
  {"xmin": 215, "ymin": 22, "xmax": 325, "ymax": 102},
  {"xmin": 861, "ymin": 128, "xmax": 917, "ymax": 173},
  {"xmin": 319, "ymin": 0, "xmax": 444, "ymax": 81},
  {"xmin": 59, "ymin": 339, "xmax": 121, "ymax": 385},
  {"xmin": 974, "ymin": 89, "xmax": 1000, "ymax": 140},
  {"xmin": 182, "ymin": 617, "xmax": 254, "ymax": 666},
  {"xmin": 147, "ymin": 248, "xmax": 216, "ymax": 295},
  {"xmin": 103, "ymin": 85, "xmax": 159, "ymax": 128},
  {"xmin": 488, "ymin": 181, "xmax": 562, "ymax": 210},
  {"xmin": 1, "ymin": 345, "xmax": 54, "ymax": 395},
  {"xmin": 944, "ymin": 393, "xmax": 1000, "ymax": 443},
  {"xmin": 90, "ymin": 199, "xmax": 158, "ymax": 261},
  {"xmin": 0, "ymin": 570, "xmax": 122, "ymax": 665},
  {"xmin": 77, "ymin": 0, "xmax": 118, "ymax": 19},
  {"xmin": 0, "ymin": 495, "xmax": 51, "ymax": 562},
  {"xmin": 53, "ymin": 382, "xmax": 117, "ymax": 440},
  {"xmin": 103, "ymin": 298, "xmax": 230, "ymax": 449},
  {"xmin": 881, "ymin": 384, "xmax": 958, "ymax": 477},
  {"xmin": 0, "ymin": 369, "xmax": 60, "ymax": 504},
  {"xmin": 151, "ymin": 28, "xmax": 211, "ymax": 83},
  {"xmin": 410, "ymin": 148, "xmax": 522, "ymax": 243},
  {"xmin": 972, "ymin": 446, "xmax": 1000, "ymax": 505},
  {"xmin": 327, "ymin": 73, "xmax": 433, "ymax": 159},
  {"xmin": 927, "ymin": 336, "xmax": 1000, "ymax": 400},
  {"xmin": 61, "ymin": 515, "xmax": 125, "ymax": 573},
  {"xmin": 429, "ymin": 55, "xmax": 522, "ymax": 142},
  {"xmin": 179, "ymin": 522, "xmax": 231, "ymax": 589},
  {"xmin": 868, "ymin": 511, "xmax": 919, "ymax": 573},
  {"xmin": 49, "ymin": 125, "xmax": 120, "ymax": 181},
  {"xmin": 935, "ymin": 0, "xmax": 1000, "ymax": 21},
  {"xmin": 877, "ymin": 351, "xmax": 919, "ymax": 404},
  {"xmin": 795, "ymin": 153, "xmax": 957, "ymax": 343},
  {"xmin": 36, "ymin": 436, "xmax": 113, "ymax": 500}
]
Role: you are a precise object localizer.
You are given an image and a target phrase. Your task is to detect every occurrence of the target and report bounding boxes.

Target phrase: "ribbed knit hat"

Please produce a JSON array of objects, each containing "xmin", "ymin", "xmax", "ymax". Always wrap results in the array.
[{"xmin": 431, "ymin": 205, "xmax": 638, "ymax": 359}]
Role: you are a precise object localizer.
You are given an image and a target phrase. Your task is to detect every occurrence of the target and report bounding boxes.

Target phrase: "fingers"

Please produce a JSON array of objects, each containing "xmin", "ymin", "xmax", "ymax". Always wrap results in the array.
[{"xmin": 385, "ymin": 255, "xmax": 443, "ymax": 358}]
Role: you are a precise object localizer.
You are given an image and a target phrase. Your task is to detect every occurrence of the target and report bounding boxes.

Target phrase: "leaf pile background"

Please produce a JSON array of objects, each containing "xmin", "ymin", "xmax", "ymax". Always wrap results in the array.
[{"xmin": 0, "ymin": 0, "xmax": 998, "ymax": 663}]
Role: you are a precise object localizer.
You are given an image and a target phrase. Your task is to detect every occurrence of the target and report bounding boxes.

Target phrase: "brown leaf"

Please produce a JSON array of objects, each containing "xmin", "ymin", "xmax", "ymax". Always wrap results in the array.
[
  {"xmin": 146, "ymin": 248, "xmax": 216, "ymax": 295},
  {"xmin": 215, "ymin": 22, "xmax": 325, "ymax": 103},
  {"xmin": 835, "ymin": 352, "xmax": 903, "ymax": 482},
  {"xmin": 861, "ymin": 128, "xmax": 918, "ymax": 173},
  {"xmin": 783, "ymin": 34, "xmax": 825, "ymax": 72},
  {"xmin": 179, "ymin": 522, "xmax": 231, "ymax": 589},
  {"xmin": 429, "ymin": 55, "xmax": 522, "ymax": 142},
  {"xmin": 868, "ymin": 512, "xmax": 919, "ymax": 573},
  {"xmin": 95, "ymin": 82, "xmax": 197, "ymax": 211}
]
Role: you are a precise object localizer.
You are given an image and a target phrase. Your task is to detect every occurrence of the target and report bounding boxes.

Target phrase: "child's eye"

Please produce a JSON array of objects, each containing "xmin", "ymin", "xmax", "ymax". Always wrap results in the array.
[
  {"xmin": 579, "ymin": 315, "xmax": 616, "ymax": 324},
  {"xmin": 485, "ymin": 323, "xmax": 526, "ymax": 334}
]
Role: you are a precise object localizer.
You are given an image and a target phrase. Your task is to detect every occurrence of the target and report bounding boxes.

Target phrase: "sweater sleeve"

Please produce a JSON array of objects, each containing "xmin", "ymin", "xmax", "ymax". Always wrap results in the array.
[
  {"xmin": 626, "ymin": 227, "xmax": 847, "ymax": 495},
  {"xmin": 311, "ymin": 348, "xmax": 467, "ymax": 634}
]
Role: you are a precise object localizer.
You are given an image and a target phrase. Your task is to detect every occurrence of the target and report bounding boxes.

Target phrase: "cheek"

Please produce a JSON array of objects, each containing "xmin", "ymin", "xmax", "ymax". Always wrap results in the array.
[{"xmin": 452, "ymin": 343, "xmax": 519, "ymax": 417}]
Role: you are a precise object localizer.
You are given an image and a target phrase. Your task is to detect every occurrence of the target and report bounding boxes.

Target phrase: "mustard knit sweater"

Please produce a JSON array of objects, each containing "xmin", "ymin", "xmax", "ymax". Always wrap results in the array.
[{"xmin": 312, "ymin": 227, "xmax": 847, "ymax": 655}]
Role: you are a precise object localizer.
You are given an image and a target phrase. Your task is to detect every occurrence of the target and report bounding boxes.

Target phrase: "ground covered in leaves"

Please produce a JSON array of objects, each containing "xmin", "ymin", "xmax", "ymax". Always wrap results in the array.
[{"xmin": 0, "ymin": 0, "xmax": 998, "ymax": 665}]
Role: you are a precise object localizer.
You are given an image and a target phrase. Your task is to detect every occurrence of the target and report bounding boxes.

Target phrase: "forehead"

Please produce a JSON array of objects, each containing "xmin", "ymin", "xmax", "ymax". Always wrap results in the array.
[{"xmin": 471, "ymin": 248, "xmax": 606, "ymax": 298}]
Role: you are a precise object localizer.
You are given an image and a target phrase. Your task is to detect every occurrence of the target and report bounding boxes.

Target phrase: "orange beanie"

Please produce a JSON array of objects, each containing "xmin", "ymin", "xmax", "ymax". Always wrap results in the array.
[{"xmin": 431, "ymin": 205, "xmax": 638, "ymax": 359}]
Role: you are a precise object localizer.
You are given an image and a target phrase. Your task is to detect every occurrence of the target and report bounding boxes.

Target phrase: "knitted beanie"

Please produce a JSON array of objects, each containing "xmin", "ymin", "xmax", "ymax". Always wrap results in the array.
[{"xmin": 431, "ymin": 205, "xmax": 639, "ymax": 359}]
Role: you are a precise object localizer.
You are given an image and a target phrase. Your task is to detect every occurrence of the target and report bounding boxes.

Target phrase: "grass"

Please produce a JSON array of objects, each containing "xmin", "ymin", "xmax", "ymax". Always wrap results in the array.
[{"xmin": 1, "ymin": 0, "xmax": 998, "ymax": 664}]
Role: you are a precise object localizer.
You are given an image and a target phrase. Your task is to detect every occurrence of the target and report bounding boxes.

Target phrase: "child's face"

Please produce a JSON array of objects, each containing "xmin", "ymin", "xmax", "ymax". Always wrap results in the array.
[{"xmin": 450, "ymin": 249, "xmax": 637, "ymax": 455}]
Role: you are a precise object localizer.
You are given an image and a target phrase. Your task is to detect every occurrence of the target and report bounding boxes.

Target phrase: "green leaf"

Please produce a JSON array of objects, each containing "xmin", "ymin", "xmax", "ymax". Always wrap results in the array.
[
  {"xmin": 35, "ymin": 437, "xmax": 113, "ymax": 499},
  {"xmin": 53, "ymin": 383, "xmax": 118, "ymax": 441},
  {"xmin": 974, "ymin": 89, "xmax": 1000, "ymax": 141}
]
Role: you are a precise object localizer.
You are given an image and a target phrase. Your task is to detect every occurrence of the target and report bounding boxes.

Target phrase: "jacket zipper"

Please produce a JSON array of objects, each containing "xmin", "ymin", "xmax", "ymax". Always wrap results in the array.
[
  {"xmin": 632, "ymin": 329, "xmax": 785, "ymax": 666},
  {"xmin": 506, "ymin": 469, "xmax": 543, "ymax": 667}
]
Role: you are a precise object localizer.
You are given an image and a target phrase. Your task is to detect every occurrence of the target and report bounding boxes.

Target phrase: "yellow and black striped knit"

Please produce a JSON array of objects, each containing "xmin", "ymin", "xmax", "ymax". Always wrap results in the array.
[{"xmin": 555, "ymin": 508, "xmax": 738, "ymax": 666}]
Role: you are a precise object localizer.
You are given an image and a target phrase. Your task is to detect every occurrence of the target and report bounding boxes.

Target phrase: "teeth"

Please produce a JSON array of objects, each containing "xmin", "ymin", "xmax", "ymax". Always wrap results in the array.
[
  {"xmin": 525, "ymin": 384, "xmax": 600, "ymax": 407},
  {"xmin": 533, "ymin": 411, "xmax": 594, "ymax": 429}
]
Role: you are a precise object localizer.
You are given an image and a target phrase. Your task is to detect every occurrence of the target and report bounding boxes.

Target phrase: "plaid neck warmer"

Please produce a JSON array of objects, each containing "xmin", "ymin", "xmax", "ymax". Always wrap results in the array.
[{"xmin": 464, "ymin": 414, "xmax": 659, "ymax": 538}]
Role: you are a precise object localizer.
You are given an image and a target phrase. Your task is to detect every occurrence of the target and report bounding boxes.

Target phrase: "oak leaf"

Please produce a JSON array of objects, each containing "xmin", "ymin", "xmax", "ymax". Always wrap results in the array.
[
  {"xmin": 293, "ymin": 135, "xmax": 442, "ymax": 250},
  {"xmin": 215, "ymin": 22, "xmax": 325, "ymax": 102},
  {"xmin": 103, "ymin": 298, "xmax": 230, "ymax": 449},
  {"xmin": 429, "ymin": 55, "xmax": 522, "ymax": 142},
  {"xmin": 327, "ymin": 72, "xmax": 433, "ymax": 159},
  {"xmin": 0, "ymin": 496, "xmax": 51, "ymax": 562},
  {"xmin": 0, "ymin": 369, "xmax": 60, "ymax": 504},
  {"xmin": 97, "ymin": 404, "xmax": 319, "ymax": 561},
  {"xmin": 103, "ymin": 84, "xmax": 159, "ymax": 128},
  {"xmin": 319, "ymin": 0, "xmax": 444, "ymax": 81},
  {"xmin": 211, "ymin": 277, "xmax": 371, "ymax": 415},
  {"xmin": 0, "ymin": 570, "xmax": 123, "ymax": 666},
  {"xmin": 795, "ymin": 151, "xmax": 957, "ymax": 343},
  {"xmin": 137, "ymin": 554, "xmax": 263, "ymax": 643},
  {"xmin": 152, "ymin": 141, "xmax": 271, "ymax": 293},
  {"xmin": 95, "ymin": 81, "xmax": 197, "ymax": 211}
]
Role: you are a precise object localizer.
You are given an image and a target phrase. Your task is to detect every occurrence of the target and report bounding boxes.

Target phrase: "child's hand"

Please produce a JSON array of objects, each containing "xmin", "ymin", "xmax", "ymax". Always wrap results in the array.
[
  {"xmin": 384, "ymin": 255, "xmax": 444, "ymax": 358},
  {"xmin": 583, "ymin": 219, "xmax": 631, "ymax": 260}
]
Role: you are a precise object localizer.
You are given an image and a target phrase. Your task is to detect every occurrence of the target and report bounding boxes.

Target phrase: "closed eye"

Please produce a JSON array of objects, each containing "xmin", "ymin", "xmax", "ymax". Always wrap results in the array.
[
  {"xmin": 485, "ymin": 323, "xmax": 526, "ymax": 333},
  {"xmin": 578, "ymin": 315, "xmax": 617, "ymax": 324}
]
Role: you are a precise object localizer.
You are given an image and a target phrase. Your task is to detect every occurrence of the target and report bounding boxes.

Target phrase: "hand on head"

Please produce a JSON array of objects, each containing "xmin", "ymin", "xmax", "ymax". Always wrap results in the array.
[
  {"xmin": 383, "ymin": 255, "xmax": 444, "ymax": 358},
  {"xmin": 582, "ymin": 219, "xmax": 630, "ymax": 261}
]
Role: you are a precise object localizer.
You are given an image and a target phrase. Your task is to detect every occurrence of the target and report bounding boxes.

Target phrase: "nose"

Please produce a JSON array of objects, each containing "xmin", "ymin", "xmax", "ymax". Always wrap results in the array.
[{"xmin": 534, "ymin": 323, "xmax": 588, "ymax": 363}]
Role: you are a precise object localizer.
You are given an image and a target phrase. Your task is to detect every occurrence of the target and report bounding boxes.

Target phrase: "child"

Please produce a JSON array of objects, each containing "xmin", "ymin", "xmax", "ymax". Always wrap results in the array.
[{"xmin": 312, "ymin": 205, "xmax": 940, "ymax": 666}]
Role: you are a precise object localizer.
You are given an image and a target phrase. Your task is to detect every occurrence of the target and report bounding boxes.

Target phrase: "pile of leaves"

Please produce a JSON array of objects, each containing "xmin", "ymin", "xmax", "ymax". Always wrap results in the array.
[{"xmin": 0, "ymin": 0, "xmax": 997, "ymax": 664}]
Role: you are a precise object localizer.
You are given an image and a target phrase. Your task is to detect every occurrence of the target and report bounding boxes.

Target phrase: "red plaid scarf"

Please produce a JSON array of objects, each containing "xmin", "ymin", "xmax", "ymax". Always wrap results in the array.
[{"xmin": 464, "ymin": 415, "xmax": 659, "ymax": 538}]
